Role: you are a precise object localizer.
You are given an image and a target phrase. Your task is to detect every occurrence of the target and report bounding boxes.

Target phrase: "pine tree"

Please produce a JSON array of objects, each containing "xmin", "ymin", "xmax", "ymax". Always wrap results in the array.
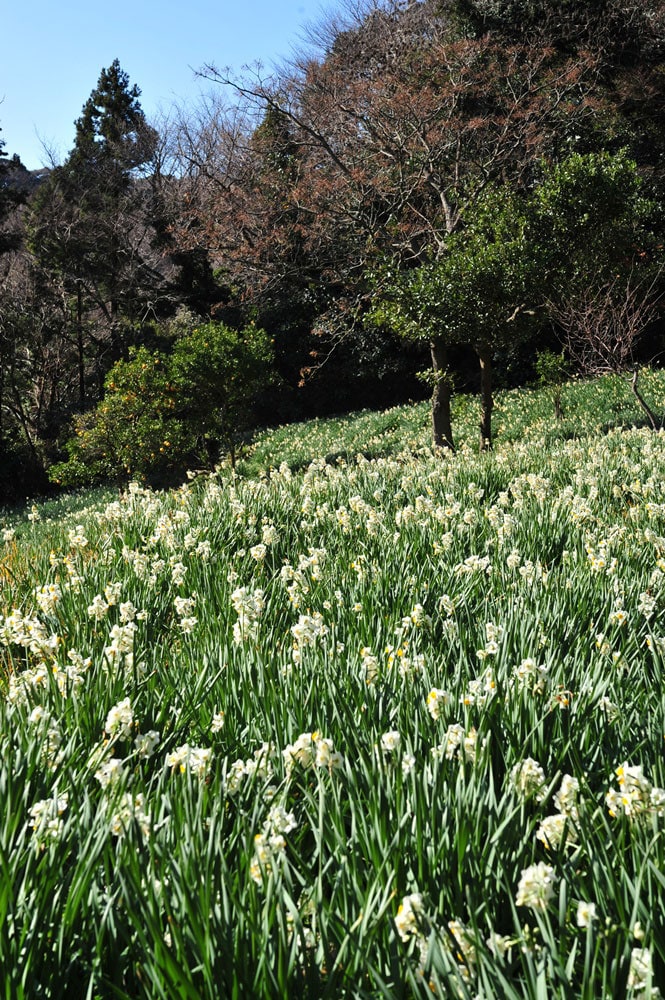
[
  {"xmin": 70, "ymin": 59, "xmax": 158, "ymax": 189},
  {"xmin": 0, "ymin": 127, "xmax": 22, "ymax": 253},
  {"xmin": 0, "ymin": 129, "xmax": 10, "ymax": 220},
  {"xmin": 27, "ymin": 61, "xmax": 163, "ymax": 407}
]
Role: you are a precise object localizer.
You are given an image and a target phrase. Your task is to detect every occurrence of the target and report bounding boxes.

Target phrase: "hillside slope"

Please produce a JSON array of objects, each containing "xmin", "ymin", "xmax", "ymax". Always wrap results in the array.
[{"xmin": 1, "ymin": 373, "xmax": 665, "ymax": 996}]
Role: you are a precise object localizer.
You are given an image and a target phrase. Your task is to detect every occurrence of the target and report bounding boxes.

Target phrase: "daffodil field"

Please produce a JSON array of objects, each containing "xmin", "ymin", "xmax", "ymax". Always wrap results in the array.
[{"xmin": 2, "ymin": 373, "xmax": 665, "ymax": 998}]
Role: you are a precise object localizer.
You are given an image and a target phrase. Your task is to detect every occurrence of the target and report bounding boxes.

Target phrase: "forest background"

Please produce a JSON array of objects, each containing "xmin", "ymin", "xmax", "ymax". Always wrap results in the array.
[{"xmin": 2, "ymin": 0, "xmax": 665, "ymax": 501}]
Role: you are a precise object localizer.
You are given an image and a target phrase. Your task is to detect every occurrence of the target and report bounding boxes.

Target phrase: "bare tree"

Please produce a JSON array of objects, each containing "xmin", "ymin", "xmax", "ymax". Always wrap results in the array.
[{"xmin": 548, "ymin": 271, "xmax": 664, "ymax": 429}]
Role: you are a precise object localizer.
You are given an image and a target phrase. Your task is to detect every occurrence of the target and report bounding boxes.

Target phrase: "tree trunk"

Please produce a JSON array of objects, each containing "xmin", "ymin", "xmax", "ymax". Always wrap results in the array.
[
  {"xmin": 77, "ymin": 284, "xmax": 85, "ymax": 408},
  {"xmin": 110, "ymin": 296, "xmax": 121, "ymax": 359},
  {"xmin": 8, "ymin": 383, "xmax": 40, "ymax": 464},
  {"xmin": 430, "ymin": 338, "xmax": 455, "ymax": 452},
  {"xmin": 476, "ymin": 342, "xmax": 493, "ymax": 451},
  {"xmin": 554, "ymin": 390, "xmax": 563, "ymax": 421},
  {"xmin": 630, "ymin": 369, "xmax": 660, "ymax": 430}
]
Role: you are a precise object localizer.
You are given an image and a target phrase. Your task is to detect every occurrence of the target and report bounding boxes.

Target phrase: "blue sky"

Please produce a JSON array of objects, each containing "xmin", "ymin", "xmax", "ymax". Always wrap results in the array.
[{"xmin": 2, "ymin": 0, "xmax": 334, "ymax": 169}]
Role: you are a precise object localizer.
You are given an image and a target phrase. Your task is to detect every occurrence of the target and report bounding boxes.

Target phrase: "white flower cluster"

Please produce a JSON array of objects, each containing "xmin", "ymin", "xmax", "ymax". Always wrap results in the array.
[
  {"xmin": 476, "ymin": 621, "xmax": 504, "ymax": 660},
  {"xmin": 512, "ymin": 657, "xmax": 549, "ymax": 694},
  {"xmin": 447, "ymin": 919, "xmax": 478, "ymax": 985},
  {"xmin": 400, "ymin": 603, "xmax": 431, "ymax": 632},
  {"xmin": 211, "ymin": 711, "xmax": 225, "ymax": 734},
  {"xmin": 628, "ymin": 947, "xmax": 657, "ymax": 996},
  {"xmin": 637, "ymin": 591, "xmax": 658, "ymax": 619},
  {"xmin": 534, "ymin": 774, "xmax": 582, "ymax": 851},
  {"xmin": 261, "ymin": 522, "xmax": 278, "ymax": 546},
  {"xmin": 426, "ymin": 687, "xmax": 451, "ymax": 721},
  {"xmin": 461, "ymin": 667, "xmax": 497, "ymax": 707},
  {"xmin": 576, "ymin": 900, "xmax": 597, "ymax": 928},
  {"xmin": 606, "ymin": 762, "xmax": 665, "ymax": 821},
  {"xmin": 437, "ymin": 594, "xmax": 456, "ymax": 616},
  {"xmin": 230, "ymin": 586, "xmax": 265, "ymax": 644},
  {"xmin": 174, "ymin": 594, "xmax": 197, "ymax": 634},
  {"xmin": 431, "ymin": 724, "xmax": 478, "ymax": 763},
  {"xmin": 35, "ymin": 583, "xmax": 62, "ymax": 616},
  {"xmin": 4, "ymin": 631, "xmax": 91, "ymax": 704},
  {"xmin": 386, "ymin": 642, "xmax": 425, "ymax": 678},
  {"xmin": 280, "ymin": 548, "xmax": 326, "ymax": 608},
  {"xmin": 509, "ymin": 758, "xmax": 547, "ymax": 803},
  {"xmin": 165, "ymin": 744, "xmax": 213, "ymax": 778},
  {"xmin": 225, "ymin": 743, "xmax": 274, "ymax": 794},
  {"xmin": 250, "ymin": 802, "xmax": 298, "ymax": 886},
  {"xmin": 455, "ymin": 554, "xmax": 491, "ymax": 576},
  {"xmin": 29, "ymin": 792, "xmax": 69, "ymax": 850},
  {"xmin": 104, "ymin": 621, "xmax": 138, "ymax": 674},
  {"xmin": 394, "ymin": 892, "xmax": 425, "ymax": 943},
  {"xmin": 282, "ymin": 731, "xmax": 343, "ymax": 778},
  {"xmin": 291, "ymin": 612, "xmax": 328, "ymax": 664},
  {"xmin": 585, "ymin": 539, "xmax": 617, "ymax": 574},
  {"xmin": 105, "ymin": 697, "xmax": 134, "ymax": 740},
  {"xmin": 515, "ymin": 861, "xmax": 556, "ymax": 912},
  {"xmin": 380, "ymin": 730, "xmax": 401, "ymax": 753},
  {"xmin": 360, "ymin": 646, "xmax": 380, "ymax": 686},
  {"xmin": 535, "ymin": 813, "xmax": 576, "ymax": 852},
  {"xmin": 134, "ymin": 730, "xmax": 161, "ymax": 758},
  {"xmin": 94, "ymin": 757, "xmax": 125, "ymax": 789},
  {"xmin": 28, "ymin": 706, "xmax": 63, "ymax": 769},
  {"xmin": 109, "ymin": 792, "xmax": 151, "ymax": 839},
  {"xmin": 0, "ymin": 609, "xmax": 55, "ymax": 660}
]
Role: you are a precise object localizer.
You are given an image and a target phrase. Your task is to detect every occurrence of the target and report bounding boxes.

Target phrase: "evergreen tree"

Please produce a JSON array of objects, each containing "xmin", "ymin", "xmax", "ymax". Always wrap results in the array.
[
  {"xmin": 69, "ymin": 59, "xmax": 158, "ymax": 190},
  {"xmin": 27, "ymin": 61, "xmax": 164, "ymax": 407},
  {"xmin": 0, "ymin": 127, "xmax": 23, "ymax": 253},
  {"xmin": 0, "ymin": 129, "xmax": 10, "ymax": 227}
]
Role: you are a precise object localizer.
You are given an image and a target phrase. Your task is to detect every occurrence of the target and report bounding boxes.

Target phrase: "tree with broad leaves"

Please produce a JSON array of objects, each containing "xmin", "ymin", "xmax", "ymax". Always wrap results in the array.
[
  {"xmin": 369, "ymin": 187, "xmax": 538, "ymax": 450},
  {"xmin": 531, "ymin": 149, "xmax": 664, "ymax": 432},
  {"xmin": 371, "ymin": 149, "xmax": 661, "ymax": 449}
]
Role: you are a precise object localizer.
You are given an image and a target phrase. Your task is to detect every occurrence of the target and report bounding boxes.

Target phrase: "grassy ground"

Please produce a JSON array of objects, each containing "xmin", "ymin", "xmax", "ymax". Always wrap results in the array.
[
  {"xmin": 1, "ymin": 371, "xmax": 665, "ymax": 997},
  {"xmin": 239, "ymin": 368, "xmax": 665, "ymax": 476}
]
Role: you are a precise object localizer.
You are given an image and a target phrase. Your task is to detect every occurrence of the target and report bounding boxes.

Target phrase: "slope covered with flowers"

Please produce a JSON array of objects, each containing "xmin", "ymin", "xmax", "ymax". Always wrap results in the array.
[{"xmin": 1, "ymin": 376, "xmax": 665, "ymax": 997}]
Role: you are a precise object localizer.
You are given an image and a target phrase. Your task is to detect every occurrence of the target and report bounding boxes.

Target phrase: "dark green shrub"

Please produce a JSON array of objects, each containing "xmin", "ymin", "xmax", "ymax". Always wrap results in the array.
[
  {"xmin": 170, "ymin": 321, "xmax": 274, "ymax": 466},
  {"xmin": 49, "ymin": 323, "xmax": 274, "ymax": 487}
]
